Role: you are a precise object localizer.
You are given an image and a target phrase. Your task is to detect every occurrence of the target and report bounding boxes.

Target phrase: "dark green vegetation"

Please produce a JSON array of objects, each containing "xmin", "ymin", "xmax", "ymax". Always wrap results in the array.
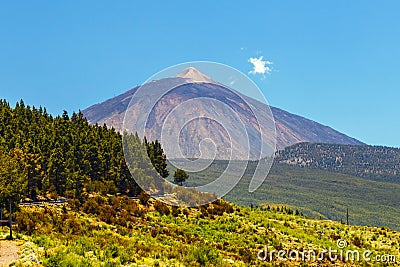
[
  {"xmin": 182, "ymin": 161, "xmax": 400, "ymax": 231},
  {"xmin": 145, "ymin": 138, "xmax": 169, "ymax": 179},
  {"xmin": 174, "ymin": 168, "xmax": 189, "ymax": 186},
  {"xmin": 0, "ymin": 99, "xmax": 140, "ymax": 204},
  {"xmin": 275, "ymin": 142, "xmax": 400, "ymax": 183},
  {"xmin": 0, "ymin": 148, "xmax": 26, "ymax": 209},
  {"xmin": 7, "ymin": 197, "xmax": 400, "ymax": 266}
]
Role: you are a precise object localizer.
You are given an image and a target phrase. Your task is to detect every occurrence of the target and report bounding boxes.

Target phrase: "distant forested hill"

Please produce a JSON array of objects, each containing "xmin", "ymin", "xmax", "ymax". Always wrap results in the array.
[{"xmin": 275, "ymin": 142, "xmax": 400, "ymax": 183}]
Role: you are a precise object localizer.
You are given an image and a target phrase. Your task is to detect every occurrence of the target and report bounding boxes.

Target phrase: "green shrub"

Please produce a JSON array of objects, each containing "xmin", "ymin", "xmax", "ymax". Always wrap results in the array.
[
  {"xmin": 106, "ymin": 244, "xmax": 121, "ymax": 258},
  {"xmin": 14, "ymin": 209, "xmax": 36, "ymax": 235},
  {"xmin": 185, "ymin": 244, "xmax": 221, "ymax": 266},
  {"xmin": 154, "ymin": 200, "xmax": 170, "ymax": 216},
  {"xmin": 68, "ymin": 237, "xmax": 96, "ymax": 256}
]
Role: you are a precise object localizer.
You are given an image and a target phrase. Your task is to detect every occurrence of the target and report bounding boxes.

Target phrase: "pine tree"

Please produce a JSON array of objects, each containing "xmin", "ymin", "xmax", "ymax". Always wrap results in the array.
[
  {"xmin": 0, "ymin": 99, "xmax": 145, "ymax": 200},
  {"xmin": 0, "ymin": 148, "xmax": 27, "ymax": 239},
  {"xmin": 173, "ymin": 168, "xmax": 189, "ymax": 186},
  {"xmin": 145, "ymin": 139, "xmax": 169, "ymax": 178}
]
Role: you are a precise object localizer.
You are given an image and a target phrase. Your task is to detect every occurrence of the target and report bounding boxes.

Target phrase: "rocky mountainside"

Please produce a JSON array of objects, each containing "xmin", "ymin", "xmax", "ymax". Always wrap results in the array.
[{"xmin": 82, "ymin": 68, "xmax": 364, "ymax": 156}]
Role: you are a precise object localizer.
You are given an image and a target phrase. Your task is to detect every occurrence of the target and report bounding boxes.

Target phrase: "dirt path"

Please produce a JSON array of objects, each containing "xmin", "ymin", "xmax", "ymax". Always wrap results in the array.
[{"xmin": 0, "ymin": 240, "xmax": 19, "ymax": 266}]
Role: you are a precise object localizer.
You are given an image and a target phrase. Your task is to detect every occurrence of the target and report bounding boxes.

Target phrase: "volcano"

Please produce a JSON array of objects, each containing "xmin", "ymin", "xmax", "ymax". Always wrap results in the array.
[{"xmin": 82, "ymin": 68, "xmax": 363, "ymax": 159}]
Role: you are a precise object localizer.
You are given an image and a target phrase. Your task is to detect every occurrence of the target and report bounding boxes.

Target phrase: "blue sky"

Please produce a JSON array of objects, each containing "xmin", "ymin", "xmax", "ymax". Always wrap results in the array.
[{"xmin": 0, "ymin": 1, "xmax": 399, "ymax": 147}]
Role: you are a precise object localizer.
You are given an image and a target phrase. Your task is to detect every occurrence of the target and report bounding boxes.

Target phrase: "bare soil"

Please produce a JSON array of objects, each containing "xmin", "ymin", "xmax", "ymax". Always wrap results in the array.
[{"xmin": 0, "ymin": 240, "xmax": 19, "ymax": 266}]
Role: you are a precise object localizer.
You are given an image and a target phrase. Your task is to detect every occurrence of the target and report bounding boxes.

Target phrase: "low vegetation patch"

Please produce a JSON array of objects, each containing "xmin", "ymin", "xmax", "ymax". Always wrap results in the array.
[{"xmin": 3, "ymin": 195, "xmax": 398, "ymax": 266}]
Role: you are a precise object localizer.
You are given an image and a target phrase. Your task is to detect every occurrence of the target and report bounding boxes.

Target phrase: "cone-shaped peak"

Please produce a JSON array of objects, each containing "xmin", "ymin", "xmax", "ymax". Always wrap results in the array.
[{"xmin": 175, "ymin": 67, "xmax": 215, "ymax": 83}]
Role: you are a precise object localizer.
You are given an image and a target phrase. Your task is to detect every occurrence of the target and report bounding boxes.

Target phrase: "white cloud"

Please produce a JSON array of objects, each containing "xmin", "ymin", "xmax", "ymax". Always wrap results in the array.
[{"xmin": 248, "ymin": 56, "xmax": 273, "ymax": 77}]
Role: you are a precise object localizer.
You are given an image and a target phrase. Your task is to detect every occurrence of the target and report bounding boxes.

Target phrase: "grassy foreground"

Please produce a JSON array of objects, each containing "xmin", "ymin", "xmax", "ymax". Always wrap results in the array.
[
  {"xmin": 2, "ymin": 195, "xmax": 399, "ymax": 267},
  {"xmin": 3, "ymin": 196, "xmax": 400, "ymax": 266}
]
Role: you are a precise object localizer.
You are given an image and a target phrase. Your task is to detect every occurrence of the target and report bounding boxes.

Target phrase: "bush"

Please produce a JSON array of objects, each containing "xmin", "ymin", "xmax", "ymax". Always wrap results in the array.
[
  {"xmin": 172, "ymin": 206, "xmax": 180, "ymax": 217},
  {"xmin": 106, "ymin": 244, "xmax": 121, "ymax": 258},
  {"xmin": 139, "ymin": 191, "xmax": 150, "ymax": 205},
  {"xmin": 82, "ymin": 198, "xmax": 100, "ymax": 215},
  {"xmin": 68, "ymin": 198, "xmax": 81, "ymax": 212},
  {"xmin": 182, "ymin": 208, "xmax": 189, "ymax": 217},
  {"xmin": 15, "ymin": 210, "xmax": 36, "ymax": 235},
  {"xmin": 185, "ymin": 244, "xmax": 220, "ymax": 266},
  {"xmin": 238, "ymin": 247, "xmax": 252, "ymax": 263},
  {"xmin": 99, "ymin": 205, "xmax": 117, "ymax": 224},
  {"xmin": 65, "ymin": 217, "xmax": 83, "ymax": 235},
  {"xmin": 353, "ymin": 236, "xmax": 363, "ymax": 247},
  {"xmin": 154, "ymin": 200, "xmax": 170, "ymax": 216}
]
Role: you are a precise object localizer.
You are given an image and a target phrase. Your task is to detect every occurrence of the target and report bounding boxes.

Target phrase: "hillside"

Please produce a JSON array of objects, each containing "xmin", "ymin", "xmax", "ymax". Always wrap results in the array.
[
  {"xmin": 175, "ymin": 161, "xmax": 400, "ymax": 231},
  {"xmin": 1, "ymin": 99, "xmax": 398, "ymax": 230},
  {"xmin": 5, "ymin": 197, "xmax": 400, "ymax": 266},
  {"xmin": 275, "ymin": 142, "xmax": 400, "ymax": 183},
  {"xmin": 82, "ymin": 68, "xmax": 364, "ymax": 151},
  {"xmin": 1, "ymin": 98, "xmax": 399, "ymax": 266}
]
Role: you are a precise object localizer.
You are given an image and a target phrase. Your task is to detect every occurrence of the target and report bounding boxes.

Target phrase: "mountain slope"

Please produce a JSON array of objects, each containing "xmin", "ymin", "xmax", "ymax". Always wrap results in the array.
[
  {"xmin": 271, "ymin": 107, "xmax": 363, "ymax": 148},
  {"xmin": 82, "ymin": 68, "xmax": 364, "ymax": 151}
]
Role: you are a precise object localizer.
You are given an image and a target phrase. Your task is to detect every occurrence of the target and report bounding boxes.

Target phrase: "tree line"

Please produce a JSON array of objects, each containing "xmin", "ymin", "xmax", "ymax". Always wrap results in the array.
[{"xmin": 0, "ymin": 99, "xmax": 188, "ymax": 211}]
